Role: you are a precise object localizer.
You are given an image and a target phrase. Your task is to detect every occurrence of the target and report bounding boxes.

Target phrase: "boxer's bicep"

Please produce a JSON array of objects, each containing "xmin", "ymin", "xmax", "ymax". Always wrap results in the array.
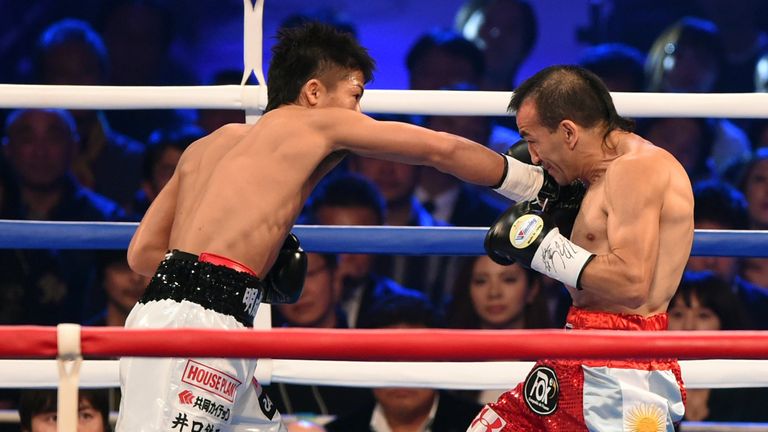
[
  {"xmin": 323, "ymin": 110, "xmax": 504, "ymax": 187},
  {"xmin": 128, "ymin": 173, "xmax": 179, "ymax": 276}
]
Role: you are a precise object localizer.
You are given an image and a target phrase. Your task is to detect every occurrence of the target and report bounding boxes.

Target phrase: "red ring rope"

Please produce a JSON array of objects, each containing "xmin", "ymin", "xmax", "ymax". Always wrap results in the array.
[{"xmin": 1, "ymin": 327, "xmax": 767, "ymax": 360}]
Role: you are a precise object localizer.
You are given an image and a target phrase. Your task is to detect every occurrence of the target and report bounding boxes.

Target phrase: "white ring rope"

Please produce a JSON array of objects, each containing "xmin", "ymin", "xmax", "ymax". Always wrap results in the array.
[
  {"xmin": 2, "ymin": 85, "xmax": 768, "ymax": 118},
  {"xmin": 2, "ymin": 359, "xmax": 765, "ymax": 390}
]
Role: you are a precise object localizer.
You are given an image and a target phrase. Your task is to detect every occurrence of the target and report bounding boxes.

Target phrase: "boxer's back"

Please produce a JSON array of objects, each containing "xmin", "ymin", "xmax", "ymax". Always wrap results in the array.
[{"xmin": 167, "ymin": 107, "xmax": 335, "ymax": 277}]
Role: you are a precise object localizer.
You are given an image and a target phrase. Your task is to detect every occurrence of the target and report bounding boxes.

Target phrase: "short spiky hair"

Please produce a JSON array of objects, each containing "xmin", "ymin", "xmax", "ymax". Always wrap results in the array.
[
  {"xmin": 265, "ymin": 22, "xmax": 375, "ymax": 112},
  {"xmin": 509, "ymin": 65, "xmax": 634, "ymax": 139}
]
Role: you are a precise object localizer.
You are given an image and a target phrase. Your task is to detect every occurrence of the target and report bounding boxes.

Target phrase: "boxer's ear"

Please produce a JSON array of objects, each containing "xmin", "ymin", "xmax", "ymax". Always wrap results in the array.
[
  {"xmin": 301, "ymin": 79, "xmax": 324, "ymax": 107},
  {"xmin": 560, "ymin": 120, "xmax": 579, "ymax": 150}
]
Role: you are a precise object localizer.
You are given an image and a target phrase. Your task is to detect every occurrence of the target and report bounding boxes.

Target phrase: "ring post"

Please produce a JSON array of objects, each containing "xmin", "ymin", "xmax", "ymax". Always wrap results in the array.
[{"xmin": 56, "ymin": 324, "xmax": 82, "ymax": 432}]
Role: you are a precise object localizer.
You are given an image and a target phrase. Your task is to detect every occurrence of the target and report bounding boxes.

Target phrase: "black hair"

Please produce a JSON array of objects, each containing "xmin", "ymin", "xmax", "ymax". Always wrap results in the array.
[
  {"xmin": 737, "ymin": 147, "xmax": 768, "ymax": 195},
  {"xmin": 579, "ymin": 43, "xmax": 646, "ymax": 92},
  {"xmin": 446, "ymin": 256, "xmax": 552, "ymax": 329},
  {"xmin": 19, "ymin": 389, "xmax": 111, "ymax": 431},
  {"xmin": 35, "ymin": 18, "xmax": 109, "ymax": 81},
  {"xmin": 645, "ymin": 17, "xmax": 723, "ymax": 92},
  {"xmin": 509, "ymin": 65, "xmax": 634, "ymax": 141},
  {"xmin": 307, "ymin": 173, "xmax": 386, "ymax": 225},
  {"xmin": 99, "ymin": 0, "xmax": 175, "ymax": 48},
  {"xmin": 405, "ymin": 28, "xmax": 485, "ymax": 80},
  {"xmin": 357, "ymin": 292, "xmax": 444, "ymax": 329},
  {"xmin": 456, "ymin": 0, "xmax": 538, "ymax": 60},
  {"xmin": 4, "ymin": 109, "xmax": 78, "ymax": 139},
  {"xmin": 674, "ymin": 271, "xmax": 749, "ymax": 330},
  {"xmin": 265, "ymin": 22, "xmax": 375, "ymax": 112},
  {"xmin": 692, "ymin": 179, "xmax": 749, "ymax": 229}
]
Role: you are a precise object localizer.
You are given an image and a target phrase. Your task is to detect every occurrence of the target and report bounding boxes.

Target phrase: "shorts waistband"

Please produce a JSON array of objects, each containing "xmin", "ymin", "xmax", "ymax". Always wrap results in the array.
[
  {"xmin": 139, "ymin": 250, "xmax": 263, "ymax": 327},
  {"xmin": 565, "ymin": 306, "xmax": 668, "ymax": 331}
]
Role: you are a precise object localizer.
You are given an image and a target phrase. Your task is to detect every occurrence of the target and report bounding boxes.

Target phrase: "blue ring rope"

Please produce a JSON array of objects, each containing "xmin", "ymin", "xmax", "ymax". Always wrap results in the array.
[{"xmin": 0, "ymin": 220, "xmax": 764, "ymax": 257}]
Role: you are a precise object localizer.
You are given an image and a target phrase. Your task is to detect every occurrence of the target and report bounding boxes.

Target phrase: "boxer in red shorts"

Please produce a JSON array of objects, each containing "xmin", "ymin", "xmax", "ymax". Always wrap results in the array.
[{"xmin": 478, "ymin": 65, "xmax": 694, "ymax": 431}]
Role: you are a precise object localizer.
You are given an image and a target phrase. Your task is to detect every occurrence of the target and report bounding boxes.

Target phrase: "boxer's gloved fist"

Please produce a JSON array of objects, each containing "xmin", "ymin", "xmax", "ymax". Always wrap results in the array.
[
  {"xmin": 262, "ymin": 233, "xmax": 307, "ymax": 304},
  {"xmin": 502, "ymin": 140, "xmax": 587, "ymax": 212},
  {"xmin": 484, "ymin": 200, "xmax": 595, "ymax": 289}
]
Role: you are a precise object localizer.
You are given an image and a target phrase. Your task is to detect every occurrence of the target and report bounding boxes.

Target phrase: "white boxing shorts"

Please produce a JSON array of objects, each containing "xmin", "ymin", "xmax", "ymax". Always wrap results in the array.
[{"xmin": 116, "ymin": 250, "xmax": 285, "ymax": 432}]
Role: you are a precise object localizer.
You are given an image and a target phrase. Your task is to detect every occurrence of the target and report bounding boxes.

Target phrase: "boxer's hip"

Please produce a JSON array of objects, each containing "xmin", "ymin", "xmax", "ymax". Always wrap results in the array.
[{"xmin": 139, "ymin": 249, "xmax": 265, "ymax": 327}]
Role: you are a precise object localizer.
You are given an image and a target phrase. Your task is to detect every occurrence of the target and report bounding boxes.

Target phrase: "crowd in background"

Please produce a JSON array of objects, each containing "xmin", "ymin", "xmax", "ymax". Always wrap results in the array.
[{"xmin": 3, "ymin": 0, "xmax": 768, "ymax": 430}]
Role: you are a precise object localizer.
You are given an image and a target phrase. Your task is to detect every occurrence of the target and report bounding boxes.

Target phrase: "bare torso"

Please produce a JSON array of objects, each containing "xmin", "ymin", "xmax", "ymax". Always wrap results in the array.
[
  {"xmin": 167, "ymin": 109, "xmax": 340, "ymax": 277},
  {"xmin": 568, "ymin": 133, "xmax": 694, "ymax": 315},
  {"xmin": 128, "ymin": 103, "xmax": 506, "ymax": 277}
]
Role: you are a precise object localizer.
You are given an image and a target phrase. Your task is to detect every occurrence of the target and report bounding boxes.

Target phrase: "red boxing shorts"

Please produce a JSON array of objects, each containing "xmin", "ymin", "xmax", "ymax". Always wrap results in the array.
[{"xmin": 468, "ymin": 307, "xmax": 685, "ymax": 432}]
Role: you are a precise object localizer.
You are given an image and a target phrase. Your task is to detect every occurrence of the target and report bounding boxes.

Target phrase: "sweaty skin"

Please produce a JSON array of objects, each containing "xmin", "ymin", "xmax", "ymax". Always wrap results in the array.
[
  {"xmin": 128, "ymin": 71, "xmax": 506, "ymax": 277},
  {"xmin": 517, "ymin": 99, "xmax": 694, "ymax": 316}
]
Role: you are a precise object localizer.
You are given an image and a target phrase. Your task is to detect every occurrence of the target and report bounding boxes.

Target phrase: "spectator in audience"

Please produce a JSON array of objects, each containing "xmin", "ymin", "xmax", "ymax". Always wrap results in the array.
[
  {"xmin": 2, "ymin": 109, "xmax": 125, "ymax": 324},
  {"xmin": 269, "ymin": 251, "xmax": 374, "ymax": 419},
  {"xmin": 306, "ymin": 174, "xmax": 423, "ymax": 328},
  {"xmin": 349, "ymin": 151, "xmax": 455, "ymax": 306},
  {"xmin": 34, "ymin": 18, "xmax": 145, "ymax": 211},
  {"xmin": 97, "ymin": 0, "xmax": 191, "ymax": 142},
  {"xmin": 447, "ymin": 256, "xmax": 553, "ymax": 330},
  {"xmin": 693, "ymin": 0, "xmax": 768, "ymax": 93},
  {"xmin": 446, "ymin": 255, "xmax": 556, "ymax": 404},
  {"xmin": 688, "ymin": 179, "xmax": 768, "ymax": 329},
  {"xmin": 747, "ymin": 119, "xmax": 768, "ymax": 151},
  {"xmin": 406, "ymin": 28, "xmax": 485, "ymax": 91},
  {"xmin": 274, "ymin": 252, "xmax": 345, "ymax": 329},
  {"xmin": 405, "ymin": 29, "xmax": 520, "ymax": 152},
  {"xmin": 418, "ymin": 84, "xmax": 506, "ymax": 226},
  {"xmin": 454, "ymin": 0, "xmax": 537, "ymax": 92},
  {"xmin": 579, "ymin": 43, "xmax": 646, "ymax": 92},
  {"xmin": 668, "ymin": 271, "xmax": 768, "ymax": 422},
  {"xmin": 19, "ymin": 388, "xmax": 111, "ymax": 432},
  {"xmin": 131, "ymin": 124, "xmax": 204, "ymax": 215},
  {"xmin": 638, "ymin": 117, "xmax": 716, "ymax": 182},
  {"xmin": 196, "ymin": 69, "xmax": 246, "ymax": 134},
  {"xmin": 326, "ymin": 294, "xmax": 482, "ymax": 432},
  {"xmin": 738, "ymin": 149, "xmax": 768, "ymax": 291},
  {"xmin": 645, "ymin": 17, "xmax": 752, "ymax": 176},
  {"xmin": 85, "ymin": 250, "xmax": 149, "ymax": 326}
]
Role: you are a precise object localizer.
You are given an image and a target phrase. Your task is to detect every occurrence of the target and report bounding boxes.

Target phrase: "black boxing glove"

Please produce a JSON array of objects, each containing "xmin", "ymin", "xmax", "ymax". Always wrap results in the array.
[
  {"xmin": 262, "ymin": 233, "xmax": 307, "ymax": 304},
  {"xmin": 501, "ymin": 139, "xmax": 587, "ymax": 211},
  {"xmin": 484, "ymin": 200, "xmax": 595, "ymax": 289}
]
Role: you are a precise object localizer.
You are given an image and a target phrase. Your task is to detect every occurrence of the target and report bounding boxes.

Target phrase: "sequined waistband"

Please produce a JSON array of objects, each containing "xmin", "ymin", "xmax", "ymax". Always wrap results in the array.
[{"xmin": 139, "ymin": 250, "xmax": 264, "ymax": 327}]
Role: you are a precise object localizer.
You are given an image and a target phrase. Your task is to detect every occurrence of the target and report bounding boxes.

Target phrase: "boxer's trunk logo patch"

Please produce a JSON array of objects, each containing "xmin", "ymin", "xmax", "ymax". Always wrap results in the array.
[
  {"xmin": 182, "ymin": 360, "xmax": 242, "ymax": 403},
  {"xmin": 524, "ymin": 365, "xmax": 559, "ymax": 415}
]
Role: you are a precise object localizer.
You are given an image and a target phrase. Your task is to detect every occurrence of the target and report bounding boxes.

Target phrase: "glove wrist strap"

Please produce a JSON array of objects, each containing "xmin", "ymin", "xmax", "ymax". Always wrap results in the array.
[
  {"xmin": 530, "ymin": 228, "xmax": 595, "ymax": 289},
  {"xmin": 493, "ymin": 154, "xmax": 544, "ymax": 202}
]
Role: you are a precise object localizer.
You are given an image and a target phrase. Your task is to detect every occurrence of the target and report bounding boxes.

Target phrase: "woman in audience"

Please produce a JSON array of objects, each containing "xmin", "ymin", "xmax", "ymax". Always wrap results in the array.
[{"xmin": 668, "ymin": 271, "xmax": 768, "ymax": 422}]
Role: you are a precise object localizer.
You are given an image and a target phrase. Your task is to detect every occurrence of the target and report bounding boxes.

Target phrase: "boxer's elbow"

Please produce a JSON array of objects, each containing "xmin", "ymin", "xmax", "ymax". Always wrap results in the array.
[
  {"xmin": 619, "ymin": 273, "xmax": 652, "ymax": 309},
  {"xmin": 127, "ymin": 244, "xmax": 160, "ymax": 277},
  {"xmin": 427, "ymin": 132, "xmax": 459, "ymax": 172}
]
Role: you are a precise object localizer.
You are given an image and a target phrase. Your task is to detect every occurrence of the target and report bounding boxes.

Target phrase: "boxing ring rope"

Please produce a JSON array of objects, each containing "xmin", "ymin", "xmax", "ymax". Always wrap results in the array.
[
  {"xmin": 2, "ymin": 327, "xmax": 768, "ymax": 389},
  {"xmin": 0, "ymin": 220, "xmax": 765, "ymax": 257},
  {"xmin": 3, "ymin": 84, "xmax": 768, "ymax": 118},
  {"xmin": 2, "ymin": 4, "xmax": 766, "ymax": 430}
]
